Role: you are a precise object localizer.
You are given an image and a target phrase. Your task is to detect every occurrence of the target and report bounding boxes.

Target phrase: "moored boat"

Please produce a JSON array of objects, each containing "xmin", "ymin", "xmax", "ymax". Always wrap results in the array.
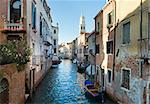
[
  {"xmin": 84, "ymin": 80, "xmax": 104, "ymax": 102},
  {"xmin": 52, "ymin": 55, "xmax": 62, "ymax": 65}
]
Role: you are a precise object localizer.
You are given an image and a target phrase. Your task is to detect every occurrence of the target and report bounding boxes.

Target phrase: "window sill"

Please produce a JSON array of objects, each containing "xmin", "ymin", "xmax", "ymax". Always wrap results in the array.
[
  {"xmin": 121, "ymin": 87, "xmax": 130, "ymax": 92},
  {"xmin": 107, "ymin": 53, "xmax": 113, "ymax": 55},
  {"xmin": 121, "ymin": 43, "xmax": 131, "ymax": 47}
]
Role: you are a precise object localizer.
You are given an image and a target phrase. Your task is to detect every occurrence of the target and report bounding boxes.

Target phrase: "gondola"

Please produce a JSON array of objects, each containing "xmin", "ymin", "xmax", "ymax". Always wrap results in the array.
[{"xmin": 84, "ymin": 80, "xmax": 104, "ymax": 102}]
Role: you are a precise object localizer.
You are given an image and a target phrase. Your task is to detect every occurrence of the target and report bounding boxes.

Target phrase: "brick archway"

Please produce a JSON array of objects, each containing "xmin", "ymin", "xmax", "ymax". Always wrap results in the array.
[{"xmin": 0, "ymin": 78, "xmax": 9, "ymax": 104}]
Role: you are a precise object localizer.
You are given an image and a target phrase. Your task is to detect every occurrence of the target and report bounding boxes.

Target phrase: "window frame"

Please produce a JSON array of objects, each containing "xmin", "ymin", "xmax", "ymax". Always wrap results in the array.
[
  {"xmin": 32, "ymin": 2, "xmax": 36, "ymax": 29},
  {"xmin": 107, "ymin": 10, "xmax": 114, "ymax": 25},
  {"xmin": 54, "ymin": 39, "xmax": 56, "ymax": 45},
  {"xmin": 122, "ymin": 21, "xmax": 131, "ymax": 45},
  {"xmin": 107, "ymin": 69, "xmax": 112, "ymax": 85},
  {"xmin": 95, "ymin": 44, "xmax": 100, "ymax": 54},
  {"xmin": 106, "ymin": 40, "xmax": 113, "ymax": 54},
  {"xmin": 121, "ymin": 67, "xmax": 131, "ymax": 92},
  {"xmin": 54, "ymin": 48, "xmax": 57, "ymax": 53}
]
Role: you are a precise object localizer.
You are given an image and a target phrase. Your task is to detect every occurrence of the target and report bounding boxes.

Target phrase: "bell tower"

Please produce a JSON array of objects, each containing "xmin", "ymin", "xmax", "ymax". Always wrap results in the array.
[{"xmin": 79, "ymin": 14, "xmax": 86, "ymax": 33}]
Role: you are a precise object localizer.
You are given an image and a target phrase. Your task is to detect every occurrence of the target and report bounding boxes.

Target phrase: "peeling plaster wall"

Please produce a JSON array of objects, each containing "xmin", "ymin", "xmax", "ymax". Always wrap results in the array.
[{"xmin": 105, "ymin": 0, "xmax": 150, "ymax": 103}]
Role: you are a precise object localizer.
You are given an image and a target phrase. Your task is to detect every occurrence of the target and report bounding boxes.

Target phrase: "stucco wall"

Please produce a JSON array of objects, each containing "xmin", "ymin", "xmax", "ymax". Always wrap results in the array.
[
  {"xmin": 108, "ymin": 0, "xmax": 149, "ymax": 103},
  {"xmin": 0, "ymin": 64, "xmax": 25, "ymax": 104}
]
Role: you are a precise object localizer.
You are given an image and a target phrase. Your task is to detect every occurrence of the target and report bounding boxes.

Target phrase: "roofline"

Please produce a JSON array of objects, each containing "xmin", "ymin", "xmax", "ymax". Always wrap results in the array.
[{"xmin": 94, "ymin": 10, "xmax": 103, "ymax": 19}]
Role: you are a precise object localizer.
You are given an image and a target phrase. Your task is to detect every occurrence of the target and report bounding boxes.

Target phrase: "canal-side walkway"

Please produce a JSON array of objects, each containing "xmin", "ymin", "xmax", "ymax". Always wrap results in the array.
[{"xmin": 26, "ymin": 59, "xmax": 117, "ymax": 104}]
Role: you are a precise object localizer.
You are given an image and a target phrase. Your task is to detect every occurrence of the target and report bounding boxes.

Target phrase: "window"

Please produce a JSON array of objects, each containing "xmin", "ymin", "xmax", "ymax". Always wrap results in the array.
[
  {"xmin": 107, "ymin": 10, "xmax": 114, "ymax": 25},
  {"xmin": 108, "ymin": 69, "xmax": 112, "ymax": 84},
  {"xmin": 81, "ymin": 26, "xmax": 82, "ymax": 30},
  {"xmin": 54, "ymin": 48, "xmax": 56, "ymax": 53},
  {"xmin": 54, "ymin": 39, "xmax": 56, "ymax": 45},
  {"xmin": 123, "ymin": 22, "xmax": 130, "ymax": 44},
  {"xmin": 96, "ymin": 44, "xmax": 99, "ymax": 54},
  {"xmin": 121, "ymin": 68, "xmax": 131, "ymax": 90},
  {"xmin": 32, "ymin": 3, "xmax": 36, "ymax": 29},
  {"xmin": 107, "ymin": 41, "xmax": 113, "ymax": 54},
  {"xmin": 54, "ymin": 30, "xmax": 56, "ymax": 34},
  {"xmin": 10, "ymin": 0, "xmax": 21, "ymax": 23},
  {"xmin": 40, "ymin": 17, "xmax": 42, "ymax": 35},
  {"xmin": 97, "ymin": 22, "xmax": 99, "ymax": 32}
]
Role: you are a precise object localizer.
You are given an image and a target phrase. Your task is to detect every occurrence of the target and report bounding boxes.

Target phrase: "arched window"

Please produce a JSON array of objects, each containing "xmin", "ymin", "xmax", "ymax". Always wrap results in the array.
[
  {"xmin": 10, "ymin": 0, "xmax": 21, "ymax": 23},
  {"xmin": 0, "ymin": 78, "xmax": 9, "ymax": 104}
]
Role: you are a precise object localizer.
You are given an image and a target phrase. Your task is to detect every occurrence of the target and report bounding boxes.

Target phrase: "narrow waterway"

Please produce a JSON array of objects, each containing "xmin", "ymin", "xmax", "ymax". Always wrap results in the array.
[{"xmin": 27, "ymin": 59, "xmax": 116, "ymax": 104}]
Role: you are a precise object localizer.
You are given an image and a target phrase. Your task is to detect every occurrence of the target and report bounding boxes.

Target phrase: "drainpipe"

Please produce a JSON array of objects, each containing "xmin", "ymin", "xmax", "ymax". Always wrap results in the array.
[
  {"xmin": 140, "ymin": 0, "xmax": 143, "ymax": 78},
  {"xmin": 112, "ymin": 0, "xmax": 116, "ymax": 81}
]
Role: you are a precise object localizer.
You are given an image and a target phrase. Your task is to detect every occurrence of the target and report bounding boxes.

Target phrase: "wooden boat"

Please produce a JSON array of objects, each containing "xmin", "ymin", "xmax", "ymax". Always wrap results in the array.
[{"xmin": 84, "ymin": 80, "xmax": 103, "ymax": 98}]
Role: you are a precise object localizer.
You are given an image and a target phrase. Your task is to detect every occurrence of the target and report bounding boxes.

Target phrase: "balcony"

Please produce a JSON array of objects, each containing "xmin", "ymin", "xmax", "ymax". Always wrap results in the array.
[
  {"xmin": 137, "ymin": 38, "xmax": 150, "ymax": 63},
  {"xmin": 1, "ymin": 21, "xmax": 26, "ymax": 33}
]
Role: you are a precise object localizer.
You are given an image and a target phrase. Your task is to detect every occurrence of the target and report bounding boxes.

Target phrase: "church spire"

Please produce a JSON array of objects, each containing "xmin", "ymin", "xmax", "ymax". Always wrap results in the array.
[{"xmin": 79, "ymin": 14, "xmax": 86, "ymax": 33}]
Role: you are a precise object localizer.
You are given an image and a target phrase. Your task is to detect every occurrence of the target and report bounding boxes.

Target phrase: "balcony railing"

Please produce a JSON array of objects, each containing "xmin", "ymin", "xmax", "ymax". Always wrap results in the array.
[
  {"xmin": 2, "ymin": 21, "xmax": 25, "ymax": 33},
  {"xmin": 137, "ymin": 38, "xmax": 150, "ymax": 59}
]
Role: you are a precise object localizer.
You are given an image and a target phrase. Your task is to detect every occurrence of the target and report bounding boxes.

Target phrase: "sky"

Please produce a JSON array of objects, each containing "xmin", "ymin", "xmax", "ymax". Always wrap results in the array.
[{"xmin": 48, "ymin": 0, "xmax": 106, "ymax": 44}]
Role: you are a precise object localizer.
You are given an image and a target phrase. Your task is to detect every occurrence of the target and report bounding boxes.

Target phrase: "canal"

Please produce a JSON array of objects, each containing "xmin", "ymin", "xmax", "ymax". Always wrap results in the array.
[{"xmin": 27, "ymin": 59, "xmax": 116, "ymax": 104}]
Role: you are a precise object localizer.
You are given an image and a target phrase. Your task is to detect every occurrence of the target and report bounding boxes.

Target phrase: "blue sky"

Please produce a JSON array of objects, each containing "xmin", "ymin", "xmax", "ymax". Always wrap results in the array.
[{"xmin": 48, "ymin": 0, "xmax": 105, "ymax": 44}]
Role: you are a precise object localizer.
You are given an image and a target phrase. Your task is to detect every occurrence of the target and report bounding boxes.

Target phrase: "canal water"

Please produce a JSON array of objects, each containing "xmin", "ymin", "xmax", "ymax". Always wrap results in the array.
[{"xmin": 27, "ymin": 59, "xmax": 116, "ymax": 104}]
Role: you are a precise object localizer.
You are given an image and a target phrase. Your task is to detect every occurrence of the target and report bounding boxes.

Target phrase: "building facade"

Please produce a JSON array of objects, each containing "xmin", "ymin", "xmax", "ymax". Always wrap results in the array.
[
  {"xmin": 52, "ymin": 24, "xmax": 59, "ymax": 56},
  {"xmin": 94, "ymin": 0, "xmax": 150, "ymax": 104},
  {"xmin": 0, "ymin": 0, "xmax": 58, "ymax": 103},
  {"xmin": 94, "ymin": 10, "xmax": 105, "ymax": 88},
  {"xmin": 59, "ymin": 43, "xmax": 72, "ymax": 59}
]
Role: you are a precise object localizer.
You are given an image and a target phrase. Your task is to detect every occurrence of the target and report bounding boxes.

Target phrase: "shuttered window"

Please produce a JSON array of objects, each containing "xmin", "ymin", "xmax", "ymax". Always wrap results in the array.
[
  {"xmin": 121, "ymin": 69, "xmax": 130, "ymax": 90},
  {"xmin": 32, "ymin": 3, "xmax": 36, "ymax": 29},
  {"xmin": 107, "ymin": 41, "xmax": 113, "ymax": 54},
  {"xmin": 123, "ymin": 22, "xmax": 130, "ymax": 44},
  {"xmin": 108, "ymin": 70, "xmax": 112, "ymax": 83},
  {"xmin": 95, "ymin": 44, "xmax": 99, "ymax": 54}
]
